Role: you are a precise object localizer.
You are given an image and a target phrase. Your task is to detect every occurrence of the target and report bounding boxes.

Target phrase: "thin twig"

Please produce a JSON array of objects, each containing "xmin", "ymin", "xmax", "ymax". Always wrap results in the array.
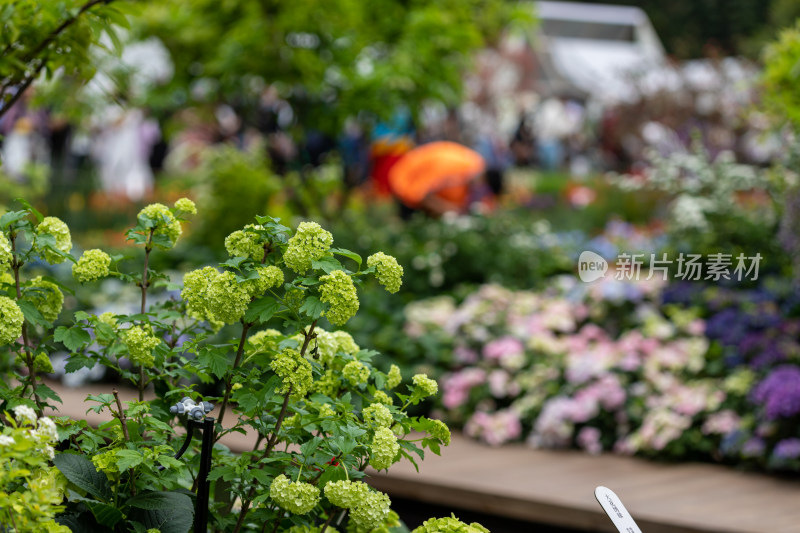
[
  {"xmin": 111, "ymin": 388, "xmax": 130, "ymax": 441},
  {"xmin": 216, "ymin": 321, "xmax": 251, "ymax": 433}
]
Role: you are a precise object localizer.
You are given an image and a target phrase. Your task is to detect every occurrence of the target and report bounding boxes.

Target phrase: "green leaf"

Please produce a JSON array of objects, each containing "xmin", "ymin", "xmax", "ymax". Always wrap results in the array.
[
  {"xmin": 197, "ymin": 346, "xmax": 230, "ymax": 379},
  {"xmin": 53, "ymin": 453, "xmax": 112, "ymax": 501},
  {"xmin": 17, "ymin": 299, "xmax": 51, "ymax": 329},
  {"xmin": 0, "ymin": 209, "xmax": 29, "ymax": 229},
  {"xmin": 54, "ymin": 325, "xmax": 91, "ymax": 352},
  {"xmin": 34, "ymin": 383, "xmax": 62, "ymax": 404},
  {"xmin": 128, "ymin": 504, "xmax": 194, "ymax": 533},
  {"xmin": 126, "ymin": 491, "xmax": 194, "ymax": 511},
  {"xmin": 244, "ymin": 297, "xmax": 281, "ymax": 324},
  {"xmin": 331, "ymin": 247, "xmax": 363, "ymax": 268},
  {"xmin": 299, "ymin": 296, "xmax": 327, "ymax": 319},
  {"xmin": 312, "ymin": 256, "xmax": 344, "ymax": 274},
  {"xmin": 115, "ymin": 449, "xmax": 143, "ymax": 470},
  {"xmin": 85, "ymin": 501, "xmax": 124, "ymax": 528},
  {"xmin": 14, "ymin": 198, "xmax": 43, "ymax": 222}
]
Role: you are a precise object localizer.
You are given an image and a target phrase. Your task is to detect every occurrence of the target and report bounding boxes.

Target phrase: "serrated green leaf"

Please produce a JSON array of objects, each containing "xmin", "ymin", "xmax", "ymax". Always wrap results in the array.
[
  {"xmin": 17, "ymin": 299, "xmax": 50, "ymax": 329},
  {"xmin": 244, "ymin": 297, "xmax": 281, "ymax": 324},
  {"xmin": 312, "ymin": 256, "xmax": 344, "ymax": 274},
  {"xmin": 126, "ymin": 491, "xmax": 192, "ymax": 511},
  {"xmin": 197, "ymin": 346, "xmax": 230, "ymax": 379},
  {"xmin": 330, "ymin": 247, "xmax": 362, "ymax": 268},
  {"xmin": 54, "ymin": 325, "xmax": 91, "ymax": 352},
  {"xmin": 85, "ymin": 501, "xmax": 124, "ymax": 528},
  {"xmin": 115, "ymin": 449, "xmax": 143, "ymax": 470},
  {"xmin": 299, "ymin": 296, "xmax": 327, "ymax": 319}
]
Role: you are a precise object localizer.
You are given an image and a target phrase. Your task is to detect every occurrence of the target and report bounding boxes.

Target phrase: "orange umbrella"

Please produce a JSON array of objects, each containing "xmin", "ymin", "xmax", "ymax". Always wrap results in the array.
[{"xmin": 388, "ymin": 141, "xmax": 486, "ymax": 208}]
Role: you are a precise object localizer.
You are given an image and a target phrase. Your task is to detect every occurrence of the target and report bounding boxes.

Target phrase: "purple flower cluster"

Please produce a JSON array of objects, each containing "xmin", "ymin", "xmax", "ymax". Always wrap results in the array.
[{"xmin": 751, "ymin": 366, "xmax": 800, "ymax": 419}]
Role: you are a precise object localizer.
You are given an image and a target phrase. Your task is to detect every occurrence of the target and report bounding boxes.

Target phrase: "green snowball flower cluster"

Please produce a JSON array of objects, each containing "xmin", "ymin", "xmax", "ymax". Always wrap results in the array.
[
  {"xmin": 225, "ymin": 225, "xmax": 266, "ymax": 262},
  {"xmin": 411, "ymin": 514, "xmax": 489, "ymax": 533},
  {"xmin": 247, "ymin": 328, "xmax": 282, "ymax": 355},
  {"xmin": 174, "ymin": 197, "xmax": 197, "ymax": 214},
  {"xmin": 324, "ymin": 480, "xmax": 370, "ymax": 508},
  {"xmin": 270, "ymin": 348, "xmax": 313, "ymax": 398},
  {"xmin": 348, "ymin": 489, "xmax": 391, "ymax": 533},
  {"xmin": 34, "ymin": 352, "xmax": 54, "ymax": 374},
  {"xmin": 138, "ymin": 203, "xmax": 181, "ymax": 249},
  {"xmin": 332, "ymin": 330, "xmax": 359, "ymax": 355},
  {"xmin": 369, "ymin": 427, "xmax": 399, "ymax": 470},
  {"xmin": 26, "ymin": 277, "xmax": 63, "ymax": 323},
  {"xmin": 36, "ymin": 216, "xmax": 72, "ymax": 264},
  {"xmin": 269, "ymin": 474, "xmax": 320, "ymax": 514},
  {"xmin": 413, "ymin": 373, "xmax": 439, "ymax": 397},
  {"xmin": 319, "ymin": 270, "xmax": 359, "ymax": 326},
  {"xmin": 91, "ymin": 449, "xmax": 120, "ymax": 475},
  {"xmin": 286, "ymin": 526, "xmax": 340, "ymax": 533},
  {"xmin": 314, "ymin": 369, "xmax": 340, "ymax": 397},
  {"xmin": 363, "ymin": 403, "xmax": 393, "ymax": 428},
  {"xmin": 125, "ymin": 325, "xmax": 160, "ymax": 367},
  {"xmin": 183, "ymin": 268, "xmax": 250, "ymax": 325},
  {"xmin": 284, "ymin": 221, "xmax": 333, "ymax": 274},
  {"xmin": 367, "ymin": 252, "xmax": 403, "ymax": 294},
  {"xmin": 427, "ymin": 419, "xmax": 451, "ymax": 446},
  {"xmin": 244, "ymin": 265, "xmax": 284, "ymax": 297},
  {"xmin": 386, "ymin": 365, "xmax": 402, "ymax": 389},
  {"xmin": 0, "ymin": 231, "xmax": 11, "ymax": 270},
  {"xmin": 372, "ymin": 390, "xmax": 393, "ymax": 406},
  {"xmin": 312, "ymin": 329, "xmax": 339, "ymax": 365},
  {"xmin": 342, "ymin": 360, "xmax": 369, "ymax": 386},
  {"xmin": 0, "ymin": 296, "xmax": 24, "ymax": 345},
  {"xmin": 72, "ymin": 249, "xmax": 111, "ymax": 283}
]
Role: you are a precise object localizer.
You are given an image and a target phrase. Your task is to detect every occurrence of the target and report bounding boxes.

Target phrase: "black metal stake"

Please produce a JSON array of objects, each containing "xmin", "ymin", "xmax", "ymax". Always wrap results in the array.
[{"xmin": 194, "ymin": 417, "xmax": 215, "ymax": 533}]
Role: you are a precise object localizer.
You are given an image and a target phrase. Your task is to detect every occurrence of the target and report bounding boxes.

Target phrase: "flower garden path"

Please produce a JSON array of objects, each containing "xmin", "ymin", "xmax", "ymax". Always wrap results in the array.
[{"xmin": 48, "ymin": 380, "xmax": 800, "ymax": 533}]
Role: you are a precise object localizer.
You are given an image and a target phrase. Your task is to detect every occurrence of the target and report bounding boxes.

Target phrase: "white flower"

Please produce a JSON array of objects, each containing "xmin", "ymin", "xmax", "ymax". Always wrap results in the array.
[
  {"xmin": 0, "ymin": 435, "xmax": 15, "ymax": 446},
  {"xmin": 13, "ymin": 405, "xmax": 37, "ymax": 425},
  {"xmin": 36, "ymin": 417, "xmax": 59, "ymax": 442}
]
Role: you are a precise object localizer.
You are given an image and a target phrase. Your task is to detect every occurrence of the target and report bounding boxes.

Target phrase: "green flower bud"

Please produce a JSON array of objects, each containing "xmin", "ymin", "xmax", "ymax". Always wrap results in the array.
[
  {"xmin": 349, "ymin": 490, "xmax": 391, "ymax": 533},
  {"xmin": 36, "ymin": 216, "xmax": 72, "ymax": 264},
  {"xmin": 319, "ymin": 270, "xmax": 359, "ymax": 326},
  {"xmin": 413, "ymin": 374, "xmax": 438, "ymax": 397},
  {"xmin": 324, "ymin": 480, "xmax": 370, "ymax": 509},
  {"xmin": 244, "ymin": 265, "xmax": 284, "ymax": 297},
  {"xmin": 270, "ymin": 349, "xmax": 313, "ymax": 398},
  {"xmin": 386, "ymin": 365, "xmax": 402, "ymax": 390},
  {"xmin": 225, "ymin": 225, "xmax": 266, "ymax": 261},
  {"xmin": 138, "ymin": 203, "xmax": 181, "ymax": 249},
  {"xmin": 426, "ymin": 418, "xmax": 451, "ymax": 446},
  {"xmin": 363, "ymin": 403, "xmax": 393, "ymax": 428},
  {"xmin": 34, "ymin": 352, "xmax": 54, "ymax": 374},
  {"xmin": 72, "ymin": 249, "xmax": 111, "ymax": 283},
  {"xmin": 206, "ymin": 270, "xmax": 250, "ymax": 324},
  {"xmin": 0, "ymin": 296, "xmax": 24, "ymax": 345},
  {"xmin": 284, "ymin": 221, "xmax": 333, "ymax": 274},
  {"xmin": 332, "ymin": 330, "xmax": 359, "ymax": 355},
  {"xmin": 369, "ymin": 427, "xmax": 399, "ymax": 471},
  {"xmin": 367, "ymin": 252, "xmax": 403, "ymax": 294},
  {"xmin": 343, "ymin": 360, "xmax": 370, "ymax": 386},
  {"xmin": 372, "ymin": 390, "xmax": 393, "ymax": 406},
  {"xmin": 174, "ymin": 197, "xmax": 197, "ymax": 214},
  {"xmin": 411, "ymin": 514, "xmax": 490, "ymax": 533},
  {"xmin": 0, "ymin": 231, "xmax": 11, "ymax": 270},
  {"xmin": 125, "ymin": 324, "xmax": 160, "ymax": 367},
  {"xmin": 269, "ymin": 474, "xmax": 320, "ymax": 514},
  {"xmin": 25, "ymin": 276, "xmax": 63, "ymax": 323}
]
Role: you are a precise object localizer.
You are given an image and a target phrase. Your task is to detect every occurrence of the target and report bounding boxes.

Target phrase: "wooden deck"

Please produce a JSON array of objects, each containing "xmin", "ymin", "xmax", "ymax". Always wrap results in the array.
[{"xmin": 47, "ymin": 382, "xmax": 800, "ymax": 533}]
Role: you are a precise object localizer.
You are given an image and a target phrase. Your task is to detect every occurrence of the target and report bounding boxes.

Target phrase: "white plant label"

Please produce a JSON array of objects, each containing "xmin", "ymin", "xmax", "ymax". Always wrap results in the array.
[{"xmin": 594, "ymin": 486, "xmax": 643, "ymax": 533}]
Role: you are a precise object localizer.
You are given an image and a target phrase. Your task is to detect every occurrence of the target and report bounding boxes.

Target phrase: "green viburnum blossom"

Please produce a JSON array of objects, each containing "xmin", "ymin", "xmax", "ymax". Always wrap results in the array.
[
  {"xmin": 34, "ymin": 352, "xmax": 54, "ymax": 374},
  {"xmin": 270, "ymin": 348, "xmax": 313, "ymax": 398},
  {"xmin": 244, "ymin": 265, "xmax": 284, "ymax": 297},
  {"xmin": 367, "ymin": 252, "xmax": 403, "ymax": 294},
  {"xmin": 269, "ymin": 474, "xmax": 320, "ymax": 514},
  {"xmin": 363, "ymin": 403, "xmax": 393, "ymax": 428},
  {"xmin": 342, "ymin": 360, "xmax": 370, "ymax": 386},
  {"xmin": 225, "ymin": 225, "xmax": 266, "ymax": 262},
  {"xmin": 0, "ymin": 231, "xmax": 11, "ymax": 270},
  {"xmin": 319, "ymin": 270, "xmax": 359, "ymax": 326},
  {"xmin": 369, "ymin": 427, "xmax": 400, "ymax": 471},
  {"xmin": 286, "ymin": 526, "xmax": 339, "ymax": 533},
  {"xmin": 283, "ymin": 221, "xmax": 333, "ymax": 274},
  {"xmin": 138, "ymin": 203, "xmax": 181, "ymax": 249},
  {"xmin": 91, "ymin": 449, "xmax": 120, "ymax": 475},
  {"xmin": 174, "ymin": 197, "xmax": 197, "ymax": 214},
  {"xmin": 314, "ymin": 369, "xmax": 340, "ymax": 397},
  {"xmin": 411, "ymin": 514, "xmax": 490, "ymax": 533},
  {"xmin": 332, "ymin": 330, "xmax": 359, "ymax": 355},
  {"xmin": 125, "ymin": 325, "xmax": 161, "ymax": 367},
  {"xmin": 413, "ymin": 374, "xmax": 439, "ymax": 397},
  {"xmin": 427, "ymin": 419, "xmax": 451, "ymax": 446},
  {"xmin": 324, "ymin": 480, "xmax": 370, "ymax": 509},
  {"xmin": 206, "ymin": 270, "xmax": 251, "ymax": 324},
  {"xmin": 146, "ymin": 529, "xmax": 162, "ymax": 533},
  {"xmin": 314, "ymin": 402, "xmax": 336, "ymax": 418},
  {"xmin": 247, "ymin": 328, "xmax": 282, "ymax": 357},
  {"xmin": 0, "ymin": 295, "xmax": 24, "ymax": 345},
  {"xmin": 182, "ymin": 266, "xmax": 223, "ymax": 326},
  {"xmin": 311, "ymin": 329, "xmax": 339, "ymax": 365},
  {"xmin": 372, "ymin": 390, "xmax": 393, "ymax": 406},
  {"xmin": 348, "ymin": 490, "xmax": 391, "ymax": 533},
  {"xmin": 72, "ymin": 249, "xmax": 111, "ymax": 283},
  {"xmin": 26, "ymin": 276, "xmax": 63, "ymax": 323},
  {"xmin": 36, "ymin": 216, "xmax": 72, "ymax": 264},
  {"xmin": 0, "ymin": 271, "xmax": 13, "ymax": 285},
  {"xmin": 386, "ymin": 365, "xmax": 402, "ymax": 390}
]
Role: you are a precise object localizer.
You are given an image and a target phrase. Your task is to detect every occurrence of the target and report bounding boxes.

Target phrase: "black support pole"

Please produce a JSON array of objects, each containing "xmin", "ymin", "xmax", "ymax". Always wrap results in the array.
[{"xmin": 194, "ymin": 417, "xmax": 215, "ymax": 533}]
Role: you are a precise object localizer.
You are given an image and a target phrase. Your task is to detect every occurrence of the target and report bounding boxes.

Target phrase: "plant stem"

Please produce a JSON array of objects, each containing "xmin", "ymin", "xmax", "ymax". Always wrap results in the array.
[
  {"xmin": 319, "ymin": 511, "xmax": 336, "ymax": 533},
  {"xmin": 10, "ymin": 231, "xmax": 41, "ymax": 413},
  {"xmin": 112, "ymin": 388, "xmax": 136, "ymax": 496},
  {"xmin": 216, "ymin": 321, "xmax": 252, "ymax": 434},
  {"xmin": 136, "ymin": 228, "xmax": 155, "ymax": 401}
]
